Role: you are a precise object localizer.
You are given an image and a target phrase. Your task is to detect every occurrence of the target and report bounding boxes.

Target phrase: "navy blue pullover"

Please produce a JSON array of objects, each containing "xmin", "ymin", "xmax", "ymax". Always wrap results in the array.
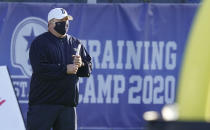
[{"xmin": 29, "ymin": 32, "xmax": 92, "ymax": 107}]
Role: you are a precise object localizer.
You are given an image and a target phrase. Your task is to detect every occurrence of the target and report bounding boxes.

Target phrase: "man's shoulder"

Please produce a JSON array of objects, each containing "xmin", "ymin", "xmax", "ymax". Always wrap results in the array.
[
  {"xmin": 32, "ymin": 32, "xmax": 52, "ymax": 45},
  {"xmin": 31, "ymin": 32, "xmax": 50, "ymax": 49},
  {"xmin": 34, "ymin": 32, "xmax": 50, "ymax": 41}
]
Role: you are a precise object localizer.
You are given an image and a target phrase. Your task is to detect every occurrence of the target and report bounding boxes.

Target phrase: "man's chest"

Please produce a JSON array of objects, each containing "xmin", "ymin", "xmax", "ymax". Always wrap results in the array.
[{"xmin": 47, "ymin": 40, "xmax": 78, "ymax": 64}]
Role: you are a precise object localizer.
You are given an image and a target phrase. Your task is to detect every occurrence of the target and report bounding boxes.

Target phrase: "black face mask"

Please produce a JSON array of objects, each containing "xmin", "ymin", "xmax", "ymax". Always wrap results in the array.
[{"xmin": 54, "ymin": 21, "xmax": 68, "ymax": 35}]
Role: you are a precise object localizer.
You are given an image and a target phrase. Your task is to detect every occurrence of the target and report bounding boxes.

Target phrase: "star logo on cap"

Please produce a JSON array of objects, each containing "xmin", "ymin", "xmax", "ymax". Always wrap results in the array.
[{"xmin": 61, "ymin": 8, "xmax": 66, "ymax": 14}]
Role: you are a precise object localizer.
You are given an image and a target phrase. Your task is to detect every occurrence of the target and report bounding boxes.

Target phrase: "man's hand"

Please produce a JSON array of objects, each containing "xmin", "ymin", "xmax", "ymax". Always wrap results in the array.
[
  {"xmin": 67, "ymin": 64, "xmax": 78, "ymax": 74},
  {"xmin": 72, "ymin": 55, "xmax": 83, "ymax": 68}
]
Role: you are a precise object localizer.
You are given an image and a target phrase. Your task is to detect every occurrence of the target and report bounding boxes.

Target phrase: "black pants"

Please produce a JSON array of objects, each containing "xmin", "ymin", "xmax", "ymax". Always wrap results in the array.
[{"xmin": 27, "ymin": 104, "xmax": 77, "ymax": 130}]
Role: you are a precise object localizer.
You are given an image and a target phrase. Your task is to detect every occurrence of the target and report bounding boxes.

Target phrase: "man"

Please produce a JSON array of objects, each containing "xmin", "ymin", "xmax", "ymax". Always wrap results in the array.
[{"xmin": 27, "ymin": 8, "xmax": 92, "ymax": 130}]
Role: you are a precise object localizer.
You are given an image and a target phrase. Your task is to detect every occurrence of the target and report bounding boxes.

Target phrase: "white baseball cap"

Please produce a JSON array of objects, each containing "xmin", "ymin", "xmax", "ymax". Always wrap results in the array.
[{"xmin": 48, "ymin": 8, "xmax": 73, "ymax": 22}]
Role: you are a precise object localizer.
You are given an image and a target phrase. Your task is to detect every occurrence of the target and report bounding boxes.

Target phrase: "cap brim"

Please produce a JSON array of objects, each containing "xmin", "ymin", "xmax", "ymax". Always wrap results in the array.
[{"xmin": 63, "ymin": 15, "xmax": 73, "ymax": 21}]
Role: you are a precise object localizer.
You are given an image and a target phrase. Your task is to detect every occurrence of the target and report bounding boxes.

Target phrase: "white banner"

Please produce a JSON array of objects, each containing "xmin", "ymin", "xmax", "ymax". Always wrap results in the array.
[{"xmin": 0, "ymin": 66, "xmax": 25, "ymax": 130}]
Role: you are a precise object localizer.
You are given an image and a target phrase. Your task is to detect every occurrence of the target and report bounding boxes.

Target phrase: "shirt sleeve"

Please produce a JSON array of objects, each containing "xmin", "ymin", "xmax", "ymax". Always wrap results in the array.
[
  {"xmin": 76, "ymin": 43, "xmax": 92, "ymax": 77},
  {"xmin": 29, "ymin": 38, "xmax": 67, "ymax": 80}
]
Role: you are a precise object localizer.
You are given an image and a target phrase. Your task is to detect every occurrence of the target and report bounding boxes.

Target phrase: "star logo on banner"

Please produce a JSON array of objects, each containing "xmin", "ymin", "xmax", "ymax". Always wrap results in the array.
[
  {"xmin": 24, "ymin": 28, "xmax": 36, "ymax": 52},
  {"xmin": 11, "ymin": 17, "xmax": 47, "ymax": 78},
  {"xmin": 24, "ymin": 28, "xmax": 36, "ymax": 65}
]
